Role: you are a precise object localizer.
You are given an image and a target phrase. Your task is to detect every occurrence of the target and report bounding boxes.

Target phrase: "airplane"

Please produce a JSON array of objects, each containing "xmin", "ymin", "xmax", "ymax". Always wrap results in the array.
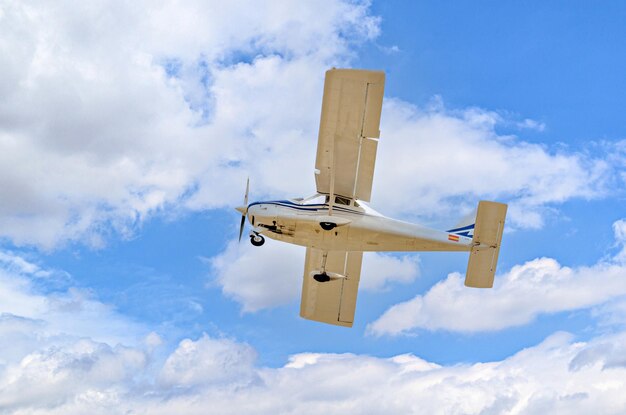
[{"xmin": 236, "ymin": 69, "xmax": 507, "ymax": 327}]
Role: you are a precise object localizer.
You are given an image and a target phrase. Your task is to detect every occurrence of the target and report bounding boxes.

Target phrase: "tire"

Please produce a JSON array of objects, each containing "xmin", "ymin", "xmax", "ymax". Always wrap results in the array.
[
  {"xmin": 320, "ymin": 222, "xmax": 336, "ymax": 231},
  {"xmin": 250, "ymin": 235, "xmax": 265, "ymax": 246}
]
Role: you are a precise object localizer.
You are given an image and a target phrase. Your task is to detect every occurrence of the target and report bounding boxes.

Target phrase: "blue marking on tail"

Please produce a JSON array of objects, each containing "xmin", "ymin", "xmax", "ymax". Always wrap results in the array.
[{"xmin": 446, "ymin": 223, "xmax": 475, "ymax": 238}]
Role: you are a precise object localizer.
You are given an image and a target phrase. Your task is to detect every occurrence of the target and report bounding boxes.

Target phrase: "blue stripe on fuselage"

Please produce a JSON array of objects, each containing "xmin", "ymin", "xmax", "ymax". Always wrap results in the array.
[{"xmin": 247, "ymin": 200, "xmax": 364, "ymax": 215}]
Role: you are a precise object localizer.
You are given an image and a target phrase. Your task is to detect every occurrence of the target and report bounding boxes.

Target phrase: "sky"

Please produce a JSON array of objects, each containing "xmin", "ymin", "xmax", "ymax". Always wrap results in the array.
[{"xmin": 1, "ymin": 1, "xmax": 626, "ymax": 413}]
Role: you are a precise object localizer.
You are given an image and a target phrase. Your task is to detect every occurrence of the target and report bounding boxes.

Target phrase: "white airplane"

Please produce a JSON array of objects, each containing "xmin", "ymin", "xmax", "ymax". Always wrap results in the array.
[{"xmin": 236, "ymin": 69, "xmax": 507, "ymax": 327}]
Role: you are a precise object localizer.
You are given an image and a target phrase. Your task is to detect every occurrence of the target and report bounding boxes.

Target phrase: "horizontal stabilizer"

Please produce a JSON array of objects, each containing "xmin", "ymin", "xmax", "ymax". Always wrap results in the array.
[{"xmin": 465, "ymin": 201, "xmax": 507, "ymax": 288}]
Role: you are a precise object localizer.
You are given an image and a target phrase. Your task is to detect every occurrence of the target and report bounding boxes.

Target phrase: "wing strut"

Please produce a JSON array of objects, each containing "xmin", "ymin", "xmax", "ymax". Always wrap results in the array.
[
  {"xmin": 351, "ymin": 82, "xmax": 372, "ymax": 198},
  {"xmin": 321, "ymin": 251, "xmax": 329, "ymax": 272},
  {"xmin": 328, "ymin": 138, "xmax": 335, "ymax": 216}
]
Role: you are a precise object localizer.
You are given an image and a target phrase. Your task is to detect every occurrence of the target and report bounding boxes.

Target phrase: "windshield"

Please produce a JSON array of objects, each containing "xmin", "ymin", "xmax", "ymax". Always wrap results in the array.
[{"xmin": 295, "ymin": 194, "xmax": 328, "ymax": 205}]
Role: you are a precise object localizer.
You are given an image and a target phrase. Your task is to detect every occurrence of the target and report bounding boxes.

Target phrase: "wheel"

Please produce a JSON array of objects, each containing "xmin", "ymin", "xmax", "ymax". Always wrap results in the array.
[
  {"xmin": 320, "ymin": 222, "xmax": 336, "ymax": 231},
  {"xmin": 313, "ymin": 273, "xmax": 330, "ymax": 283},
  {"xmin": 250, "ymin": 234, "xmax": 265, "ymax": 246}
]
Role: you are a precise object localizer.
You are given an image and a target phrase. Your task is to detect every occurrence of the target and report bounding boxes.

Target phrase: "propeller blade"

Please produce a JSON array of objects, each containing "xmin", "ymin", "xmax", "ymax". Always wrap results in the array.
[
  {"xmin": 238, "ymin": 214, "xmax": 246, "ymax": 242},
  {"xmin": 238, "ymin": 177, "xmax": 250, "ymax": 243}
]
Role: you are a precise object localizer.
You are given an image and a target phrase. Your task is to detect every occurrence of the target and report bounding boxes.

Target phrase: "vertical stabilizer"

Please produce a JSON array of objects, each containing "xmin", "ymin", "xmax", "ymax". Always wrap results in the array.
[{"xmin": 465, "ymin": 201, "xmax": 507, "ymax": 288}]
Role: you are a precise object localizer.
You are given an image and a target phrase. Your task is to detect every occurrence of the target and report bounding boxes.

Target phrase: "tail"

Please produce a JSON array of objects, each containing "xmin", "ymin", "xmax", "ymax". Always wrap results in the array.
[{"xmin": 464, "ymin": 201, "xmax": 507, "ymax": 288}]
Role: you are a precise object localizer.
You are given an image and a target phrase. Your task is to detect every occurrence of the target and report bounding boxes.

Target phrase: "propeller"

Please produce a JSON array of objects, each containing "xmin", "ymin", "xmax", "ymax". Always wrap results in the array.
[{"xmin": 236, "ymin": 178, "xmax": 250, "ymax": 242}]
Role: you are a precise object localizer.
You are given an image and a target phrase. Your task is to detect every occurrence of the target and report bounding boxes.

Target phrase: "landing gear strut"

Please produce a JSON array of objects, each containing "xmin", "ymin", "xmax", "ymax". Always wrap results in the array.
[
  {"xmin": 313, "ymin": 251, "xmax": 331, "ymax": 283},
  {"xmin": 250, "ymin": 233, "xmax": 265, "ymax": 246}
]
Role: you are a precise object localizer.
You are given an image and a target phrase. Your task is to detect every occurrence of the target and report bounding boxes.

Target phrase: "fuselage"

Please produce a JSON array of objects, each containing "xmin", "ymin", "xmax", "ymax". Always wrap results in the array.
[{"xmin": 246, "ymin": 195, "xmax": 472, "ymax": 252}]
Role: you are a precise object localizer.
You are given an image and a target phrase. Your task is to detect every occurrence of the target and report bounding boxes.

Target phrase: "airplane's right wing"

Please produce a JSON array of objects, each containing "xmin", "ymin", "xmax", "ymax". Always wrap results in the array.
[
  {"xmin": 314, "ymin": 69, "xmax": 385, "ymax": 202},
  {"xmin": 300, "ymin": 248, "xmax": 363, "ymax": 327}
]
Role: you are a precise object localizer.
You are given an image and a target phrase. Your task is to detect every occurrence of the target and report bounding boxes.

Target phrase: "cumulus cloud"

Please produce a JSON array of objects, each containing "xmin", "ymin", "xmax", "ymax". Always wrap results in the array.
[
  {"xmin": 372, "ymin": 99, "xmax": 610, "ymax": 228},
  {"xmin": 0, "ymin": 339, "xmax": 147, "ymax": 412},
  {"xmin": 368, "ymin": 219, "xmax": 626, "ymax": 336},
  {"xmin": 0, "ymin": 254, "xmax": 152, "ymax": 413},
  {"xmin": 209, "ymin": 238, "xmax": 305, "ymax": 312},
  {"xmin": 2, "ymin": 329, "xmax": 626, "ymax": 414},
  {"xmin": 209, "ymin": 237, "xmax": 420, "ymax": 312},
  {"xmin": 159, "ymin": 334, "xmax": 258, "ymax": 389},
  {"xmin": 2, "ymin": 242, "xmax": 626, "ymax": 414},
  {"xmin": 0, "ymin": 0, "xmax": 379, "ymax": 249},
  {"xmin": 361, "ymin": 251, "xmax": 420, "ymax": 291}
]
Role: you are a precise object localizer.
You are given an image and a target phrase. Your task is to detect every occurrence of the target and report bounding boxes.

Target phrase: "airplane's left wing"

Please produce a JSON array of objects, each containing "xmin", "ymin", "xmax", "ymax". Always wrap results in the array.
[
  {"xmin": 314, "ymin": 69, "xmax": 385, "ymax": 202},
  {"xmin": 300, "ymin": 248, "xmax": 363, "ymax": 327}
]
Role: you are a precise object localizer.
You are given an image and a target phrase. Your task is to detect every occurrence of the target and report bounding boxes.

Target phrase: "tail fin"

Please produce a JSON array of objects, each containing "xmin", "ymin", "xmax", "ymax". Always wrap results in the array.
[{"xmin": 464, "ymin": 201, "xmax": 507, "ymax": 288}]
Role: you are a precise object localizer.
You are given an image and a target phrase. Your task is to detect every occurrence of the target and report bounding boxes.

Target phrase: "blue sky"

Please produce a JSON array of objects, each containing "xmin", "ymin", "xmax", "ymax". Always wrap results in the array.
[{"xmin": 1, "ymin": 1, "xmax": 626, "ymax": 413}]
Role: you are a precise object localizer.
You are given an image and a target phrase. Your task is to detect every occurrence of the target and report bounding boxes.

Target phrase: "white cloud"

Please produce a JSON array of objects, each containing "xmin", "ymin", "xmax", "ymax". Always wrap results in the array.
[
  {"xmin": 0, "ymin": 250, "xmax": 148, "ymax": 348},
  {"xmin": 0, "ymin": 251, "xmax": 53, "ymax": 277},
  {"xmin": 613, "ymin": 219, "xmax": 626, "ymax": 263},
  {"xmin": 2, "ymin": 329, "xmax": 626, "ymax": 414},
  {"xmin": 210, "ymin": 237, "xmax": 420, "ymax": 312},
  {"xmin": 372, "ymin": 99, "xmax": 611, "ymax": 229},
  {"xmin": 0, "ymin": 0, "xmax": 379, "ymax": 249},
  {"xmin": 368, "ymin": 219, "xmax": 626, "ymax": 336},
  {"xmin": 209, "ymin": 238, "xmax": 305, "ymax": 312},
  {"xmin": 517, "ymin": 118, "xmax": 546, "ymax": 131},
  {"xmin": 159, "ymin": 334, "xmax": 257, "ymax": 389},
  {"xmin": 0, "ymin": 339, "xmax": 147, "ymax": 412},
  {"xmin": 360, "ymin": 252, "xmax": 420, "ymax": 291},
  {"xmin": 2, "ymin": 249, "xmax": 626, "ymax": 414}
]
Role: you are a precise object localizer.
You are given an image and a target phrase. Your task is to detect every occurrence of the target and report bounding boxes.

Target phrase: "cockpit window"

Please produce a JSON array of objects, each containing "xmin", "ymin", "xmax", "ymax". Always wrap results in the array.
[
  {"xmin": 298, "ymin": 194, "xmax": 327, "ymax": 205},
  {"xmin": 295, "ymin": 194, "xmax": 360, "ymax": 208}
]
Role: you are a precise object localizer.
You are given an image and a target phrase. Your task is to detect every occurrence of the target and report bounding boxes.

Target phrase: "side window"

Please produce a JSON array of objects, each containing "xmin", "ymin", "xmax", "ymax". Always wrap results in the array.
[
  {"xmin": 335, "ymin": 196, "xmax": 350, "ymax": 206},
  {"xmin": 353, "ymin": 201, "xmax": 360, "ymax": 208},
  {"xmin": 302, "ymin": 195, "xmax": 327, "ymax": 205}
]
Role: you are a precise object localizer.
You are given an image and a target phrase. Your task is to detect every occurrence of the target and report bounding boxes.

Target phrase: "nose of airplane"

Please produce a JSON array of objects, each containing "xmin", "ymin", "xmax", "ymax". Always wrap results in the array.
[{"xmin": 235, "ymin": 206, "xmax": 247, "ymax": 215}]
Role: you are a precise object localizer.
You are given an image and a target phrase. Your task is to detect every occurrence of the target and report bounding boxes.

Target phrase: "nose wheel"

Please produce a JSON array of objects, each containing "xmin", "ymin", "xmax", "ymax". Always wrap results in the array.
[{"xmin": 250, "ymin": 233, "xmax": 265, "ymax": 247}]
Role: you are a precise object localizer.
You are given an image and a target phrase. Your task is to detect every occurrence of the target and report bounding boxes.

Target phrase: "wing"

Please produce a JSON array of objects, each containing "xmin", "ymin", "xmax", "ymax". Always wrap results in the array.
[
  {"xmin": 300, "ymin": 248, "xmax": 363, "ymax": 327},
  {"xmin": 315, "ymin": 69, "xmax": 385, "ymax": 202}
]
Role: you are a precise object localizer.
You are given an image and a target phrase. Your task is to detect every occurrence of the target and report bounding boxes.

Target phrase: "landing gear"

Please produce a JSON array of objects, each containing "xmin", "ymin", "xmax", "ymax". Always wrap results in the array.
[
  {"xmin": 313, "ymin": 251, "xmax": 331, "ymax": 282},
  {"xmin": 313, "ymin": 273, "xmax": 330, "ymax": 283},
  {"xmin": 320, "ymin": 222, "xmax": 337, "ymax": 231},
  {"xmin": 250, "ymin": 233, "xmax": 265, "ymax": 246}
]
